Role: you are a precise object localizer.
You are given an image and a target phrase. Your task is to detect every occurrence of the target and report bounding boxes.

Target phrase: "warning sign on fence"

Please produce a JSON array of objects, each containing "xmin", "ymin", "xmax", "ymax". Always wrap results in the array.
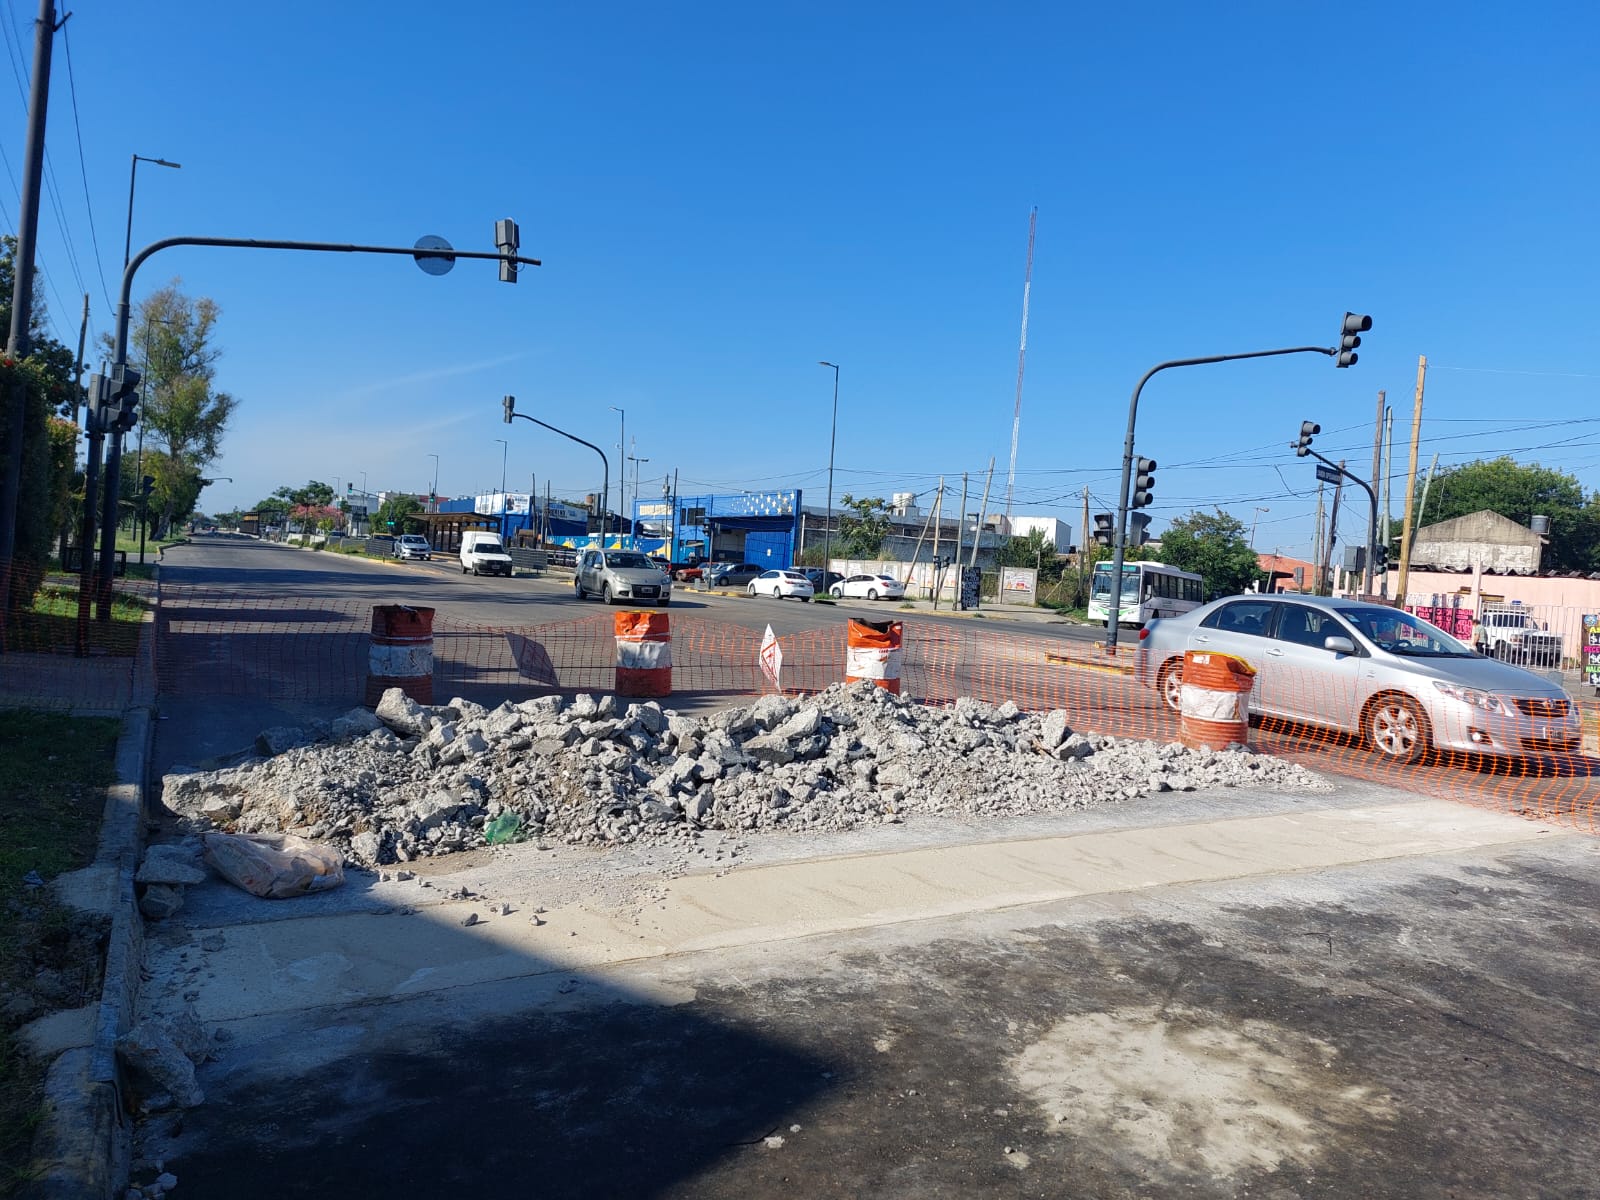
[
  {"xmin": 1584, "ymin": 614, "xmax": 1600, "ymax": 691},
  {"xmin": 759, "ymin": 624, "xmax": 783, "ymax": 690}
]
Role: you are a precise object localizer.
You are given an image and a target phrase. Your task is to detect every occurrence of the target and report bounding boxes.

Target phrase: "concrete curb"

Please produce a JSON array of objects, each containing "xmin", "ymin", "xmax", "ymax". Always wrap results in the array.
[{"xmin": 21, "ymin": 614, "xmax": 156, "ymax": 1199}]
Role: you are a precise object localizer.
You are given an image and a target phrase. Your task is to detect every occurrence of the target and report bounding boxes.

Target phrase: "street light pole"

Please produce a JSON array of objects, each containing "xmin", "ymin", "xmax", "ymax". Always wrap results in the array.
[
  {"xmin": 123, "ymin": 154, "xmax": 181, "ymax": 269},
  {"xmin": 1250, "ymin": 506, "xmax": 1269, "ymax": 550},
  {"xmin": 819, "ymin": 361, "xmax": 839, "ymax": 572},
  {"xmin": 427, "ymin": 453, "xmax": 439, "ymax": 511},
  {"xmin": 607, "ymin": 406, "xmax": 624, "ymax": 542}
]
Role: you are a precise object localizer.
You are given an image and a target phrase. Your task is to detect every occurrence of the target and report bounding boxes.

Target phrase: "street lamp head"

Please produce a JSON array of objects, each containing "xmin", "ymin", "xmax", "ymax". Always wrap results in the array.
[{"xmin": 819, "ymin": 361, "xmax": 837, "ymax": 369}]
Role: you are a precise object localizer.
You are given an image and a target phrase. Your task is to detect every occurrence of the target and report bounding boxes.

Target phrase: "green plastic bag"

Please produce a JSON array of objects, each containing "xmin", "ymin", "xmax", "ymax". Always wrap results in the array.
[{"xmin": 483, "ymin": 812, "xmax": 523, "ymax": 845}]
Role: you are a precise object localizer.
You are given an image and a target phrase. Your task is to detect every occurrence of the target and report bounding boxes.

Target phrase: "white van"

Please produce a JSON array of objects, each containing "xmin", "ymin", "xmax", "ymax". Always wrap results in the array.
[{"xmin": 459, "ymin": 532, "xmax": 513, "ymax": 577}]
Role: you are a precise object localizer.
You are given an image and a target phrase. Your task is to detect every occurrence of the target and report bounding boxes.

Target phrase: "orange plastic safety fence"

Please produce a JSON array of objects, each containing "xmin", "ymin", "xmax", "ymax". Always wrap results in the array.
[{"xmin": 134, "ymin": 583, "xmax": 1600, "ymax": 833}]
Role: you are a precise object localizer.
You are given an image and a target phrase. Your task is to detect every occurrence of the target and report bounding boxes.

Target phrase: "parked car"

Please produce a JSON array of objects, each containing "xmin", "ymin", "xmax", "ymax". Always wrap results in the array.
[
  {"xmin": 394, "ymin": 534, "xmax": 433, "ymax": 561},
  {"xmin": 1135, "ymin": 593, "xmax": 1581, "ymax": 764},
  {"xmin": 1474, "ymin": 605, "xmax": 1563, "ymax": 667},
  {"xmin": 459, "ymin": 531, "xmax": 513, "ymax": 577},
  {"xmin": 829, "ymin": 573, "xmax": 907, "ymax": 601},
  {"xmin": 574, "ymin": 549, "xmax": 671, "ymax": 606},
  {"xmin": 747, "ymin": 569, "xmax": 814, "ymax": 601},
  {"xmin": 803, "ymin": 569, "xmax": 844, "ymax": 594},
  {"xmin": 705, "ymin": 562, "xmax": 765, "ymax": 589}
]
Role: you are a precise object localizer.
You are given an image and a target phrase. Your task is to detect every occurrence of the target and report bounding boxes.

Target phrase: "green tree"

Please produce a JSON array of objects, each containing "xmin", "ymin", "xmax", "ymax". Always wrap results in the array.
[
  {"xmin": 0, "ymin": 238, "xmax": 79, "ymax": 613},
  {"xmin": 375, "ymin": 494, "xmax": 424, "ymax": 533},
  {"xmin": 101, "ymin": 282, "xmax": 239, "ymax": 536},
  {"xmin": 993, "ymin": 529, "xmax": 1067, "ymax": 582},
  {"xmin": 836, "ymin": 494, "xmax": 891, "ymax": 560},
  {"xmin": 1407, "ymin": 456, "xmax": 1599, "ymax": 573},
  {"xmin": 1158, "ymin": 511, "xmax": 1262, "ymax": 598}
]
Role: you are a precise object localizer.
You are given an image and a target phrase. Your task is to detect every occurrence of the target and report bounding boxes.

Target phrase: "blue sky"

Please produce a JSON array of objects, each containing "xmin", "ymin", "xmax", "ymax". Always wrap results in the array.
[{"xmin": 9, "ymin": 0, "xmax": 1599, "ymax": 558}]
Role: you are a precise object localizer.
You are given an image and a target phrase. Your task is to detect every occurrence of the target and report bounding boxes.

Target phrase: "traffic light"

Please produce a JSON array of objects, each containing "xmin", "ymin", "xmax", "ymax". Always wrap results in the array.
[
  {"xmin": 495, "ymin": 219, "xmax": 520, "ymax": 284},
  {"xmin": 1295, "ymin": 420, "xmax": 1319, "ymax": 457},
  {"xmin": 503, "ymin": 394, "xmax": 516, "ymax": 424},
  {"xmin": 1130, "ymin": 458, "xmax": 1156, "ymax": 509},
  {"xmin": 1372, "ymin": 544, "xmax": 1389, "ymax": 575},
  {"xmin": 1092, "ymin": 512, "xmax": 1115, "ymax": 547},
  {"xmin": 1337, "ymin": 312, "xmax": 1371, "ymax": 368},
  {"xmin": 139, "ymin": 475, "xmax": 155, "ymax": 498},
  {"xmin": 108, "ymin": 364, "xmax": 141, "ymax": 433},
  {"xmin": 1130, "ymin": 512, "xmax": 1152, "ymax": 546}
]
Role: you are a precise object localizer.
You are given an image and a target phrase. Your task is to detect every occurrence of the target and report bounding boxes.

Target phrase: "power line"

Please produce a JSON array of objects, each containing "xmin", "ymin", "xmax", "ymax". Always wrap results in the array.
[{"xmin": 60, "ymin": 22, "xmax": 111, "ymax": 315}]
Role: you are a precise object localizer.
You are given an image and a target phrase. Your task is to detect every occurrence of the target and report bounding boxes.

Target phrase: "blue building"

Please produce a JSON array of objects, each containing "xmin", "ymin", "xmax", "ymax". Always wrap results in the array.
[{"xmin": 635, "ymin": 489, "xmax": 803, "ymax": 568}]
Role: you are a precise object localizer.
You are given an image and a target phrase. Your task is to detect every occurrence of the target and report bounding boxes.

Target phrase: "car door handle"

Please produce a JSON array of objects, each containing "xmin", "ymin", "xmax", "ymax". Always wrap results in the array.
[{"xmin": 1266, "ymin": 648, "xmax": 1285, "ymax": 657}]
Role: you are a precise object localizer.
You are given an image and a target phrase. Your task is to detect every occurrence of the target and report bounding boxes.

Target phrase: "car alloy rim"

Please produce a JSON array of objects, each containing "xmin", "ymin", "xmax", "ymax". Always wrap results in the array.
[
  {"xmin": 1161, "ymin": 668, "xmax": 1182, "ymax": 711},
  {"xmin": 1373, "ymin": 703, "xmax": 1417, "ymax": 756}
]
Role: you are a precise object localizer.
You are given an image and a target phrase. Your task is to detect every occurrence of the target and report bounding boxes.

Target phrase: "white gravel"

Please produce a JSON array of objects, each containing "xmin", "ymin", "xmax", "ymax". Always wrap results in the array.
[{"xmin": 160, "ymin": 682, "xmax": 1330, "ymax": 871}]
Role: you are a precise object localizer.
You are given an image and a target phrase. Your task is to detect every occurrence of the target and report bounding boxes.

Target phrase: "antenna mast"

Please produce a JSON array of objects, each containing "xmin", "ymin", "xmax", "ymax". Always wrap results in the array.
[{"xmin": 1003, "ymin": 207, "xmax": 1037, "ymax": 531}]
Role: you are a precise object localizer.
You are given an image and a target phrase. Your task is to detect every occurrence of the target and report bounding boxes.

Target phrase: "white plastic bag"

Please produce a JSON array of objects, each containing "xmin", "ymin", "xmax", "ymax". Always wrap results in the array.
[{"xmin": 201, "ymin": 831, "xmax": 346, "ymax": 898}]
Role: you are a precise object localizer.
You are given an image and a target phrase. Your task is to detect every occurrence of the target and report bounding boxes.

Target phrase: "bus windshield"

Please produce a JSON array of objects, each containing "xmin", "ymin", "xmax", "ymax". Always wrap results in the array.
[{"xmin": 1091, "ymin": 566, "xmax": 1141, "ymax": 598}]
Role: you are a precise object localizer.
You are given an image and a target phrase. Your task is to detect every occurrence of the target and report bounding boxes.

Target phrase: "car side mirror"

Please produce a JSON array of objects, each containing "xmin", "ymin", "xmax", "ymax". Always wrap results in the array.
[{"xmin": 1324, "ymin": 635, "xmax": 1356, "ymax": 655}]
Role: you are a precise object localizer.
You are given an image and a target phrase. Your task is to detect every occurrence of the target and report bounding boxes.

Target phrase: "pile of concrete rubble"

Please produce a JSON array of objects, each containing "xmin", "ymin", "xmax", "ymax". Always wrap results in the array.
[{"xmin": 160, "ymin": 682, "xmax": 1328, "ymax": 870}]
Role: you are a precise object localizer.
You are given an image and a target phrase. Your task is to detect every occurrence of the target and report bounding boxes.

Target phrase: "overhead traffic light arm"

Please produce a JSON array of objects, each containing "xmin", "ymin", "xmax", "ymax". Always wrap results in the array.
[{"xmin": 1103, "ymin": 329, "xmax": 1372, "ymax": 653}]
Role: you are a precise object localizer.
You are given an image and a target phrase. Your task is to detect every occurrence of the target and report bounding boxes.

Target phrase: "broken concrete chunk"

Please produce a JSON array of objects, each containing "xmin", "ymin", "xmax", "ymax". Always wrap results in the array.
[
  {"xmin": 255, "ymin": 725, "xmax": 313, "ymax": 757},
  {"xmin": 375, "ymin": 688, "xmax": 429, "ymax": 736},
  {"xmin": 331, "ymin": 707, "xmax": 384, "ymax": 741},
  {"xmin": 136, "ymin": 845, "xmax": 208, "ymax": 886},
  {"xmin": 138, "ymin": 883, "xmax": 184, "ymax": 921},
  {"xmin": 117, "ymin": 1020, "xmax": 205, "ymax": 1108},
  {"xmin": 1040, "ymin": 709, "xmax": 1072, "ymax": 750}
]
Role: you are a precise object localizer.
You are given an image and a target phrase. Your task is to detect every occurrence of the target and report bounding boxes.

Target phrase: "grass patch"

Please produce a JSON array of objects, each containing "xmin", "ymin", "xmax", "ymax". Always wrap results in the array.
[
  {"xmin": 10, "ymin": 586, "xmax": 148, "ymax": 656},
  {"xmin": 0, "ymin": 711, "xmax": 118, "ymax": 1196}
]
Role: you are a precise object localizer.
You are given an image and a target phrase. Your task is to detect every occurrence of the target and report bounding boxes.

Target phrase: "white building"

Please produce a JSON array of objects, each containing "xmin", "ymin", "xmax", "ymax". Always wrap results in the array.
[{"xmin": 1007, "ymin": 516, "xmax": 1072, "ymax": 553}]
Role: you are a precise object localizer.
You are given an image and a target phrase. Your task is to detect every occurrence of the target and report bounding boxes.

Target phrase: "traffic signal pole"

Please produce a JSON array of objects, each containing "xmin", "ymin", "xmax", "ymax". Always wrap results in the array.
[
  {"xmin": 1104, "ymin": 344, "xmax": 1337, "ymax": 654},
  {"xmin": 1296, "ymin": 445, "xmax": 1379, "ymax": 599},
  {"xmin": 90, "ymin": 230, "xmax": 541, "ymax": 615}
]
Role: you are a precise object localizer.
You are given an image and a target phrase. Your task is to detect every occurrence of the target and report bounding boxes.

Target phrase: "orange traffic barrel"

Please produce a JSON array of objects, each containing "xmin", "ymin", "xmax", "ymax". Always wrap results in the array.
[
  {"xmin": 615, "ymin": 610, "xmax": 672, "ymax": 697},
  {"xmin": 846, "ymin": 618, "xmax": 903, "ymax": 694},
  {"xmin": 1177, "ymin": 649, "xmax": 1255, "ymax": 751},
  {"xmin": 365, "ymin": 605, "xmax": 435, "ymax": 707}
]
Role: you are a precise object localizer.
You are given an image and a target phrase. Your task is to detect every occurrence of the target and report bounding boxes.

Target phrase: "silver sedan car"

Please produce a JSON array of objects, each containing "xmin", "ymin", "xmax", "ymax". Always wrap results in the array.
[{"xmin": 1134, "ymin": 593, "xmax": 1581, "ymax": 763}]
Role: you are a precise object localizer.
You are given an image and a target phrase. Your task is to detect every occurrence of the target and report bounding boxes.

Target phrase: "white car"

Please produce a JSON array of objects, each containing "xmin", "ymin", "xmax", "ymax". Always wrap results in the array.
[
  {"xmin": 747, "ymin": 569, "xmax": 814, "ymax": 601},
  {"xmin": 829, "ymin": 573, "xmax": 906, "ymax": 601},
  {"xmin": 394, "ymin": 534, "xmax": 433, "ymax": 561}
]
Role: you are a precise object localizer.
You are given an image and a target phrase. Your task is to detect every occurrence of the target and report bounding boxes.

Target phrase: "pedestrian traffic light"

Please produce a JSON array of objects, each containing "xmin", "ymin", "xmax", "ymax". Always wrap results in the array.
[
  {"xmin": 1337, "ymin": 312, "xmax": 1371, "ymax": 368},
  {"xmin": 1092, "ymin": 512, "xmax": 1115, "ymax": 547},
  {"xmin": 495, "ymin": 219, "xmax": 520, "ymax": 284},
  {"xmin": 109, "ymin": 364, "xmax": 141, "ymax": 433},
  {"xmin": 503, "ymin": 395, "xmax": 515, "ymax": 424},
  {"xmin": 1295, "ymin": 421, "xmax": 1319, "ymax": 457},
  {"xmin": 1130, "ymin": 458, "xmax": 1157, "ymax": 509}
]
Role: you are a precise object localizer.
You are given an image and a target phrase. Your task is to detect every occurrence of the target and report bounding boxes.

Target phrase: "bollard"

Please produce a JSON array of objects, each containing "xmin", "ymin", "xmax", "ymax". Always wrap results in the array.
[
  {"xmin": 365, "ymin": 605, "xmax": 435, "ymax": 707},
  {"xmin": 846, "ymin": 618, "xmax": 903, "ymax": 694},
  {"xmin": 1176, "ymin": 650, "xmax": 1255, "ymax": 751},
  {"xmin": 615, "ymin": 610, "xmax": 672, "ymax": 697}
]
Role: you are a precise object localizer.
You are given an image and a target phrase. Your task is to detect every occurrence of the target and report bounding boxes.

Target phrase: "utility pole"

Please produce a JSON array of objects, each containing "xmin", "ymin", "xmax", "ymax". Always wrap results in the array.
[
  {"xmin": 929, "ymin": 478, "xmax": 944, "ymax": 607},
  {"xmin": 1324, "ymin": 462, "xmax": 1345, "ymax": 595},
  {"xmin": 1409, "ymin": 453, "xmax": 1439, "ymax": 560},
  {"xmin": 0, "ymin": 0, "xmax": 57, "ymax": 653},
  {"xmin": 1080, "ymin": 485, "xmax": 1091, "ymax": 605},
  {"xmin": 1380, "ymin": 407, "xmax": 1394, "ymax": 599},
  {"xmin": 1366, "ymin": 390, "xmax": 1384, "ymax": 597},
  {"xmin": 969, "ymin": 457, "xmax": 995, "ymax": 571},
  {"xmin": 1004, "ymin": 207, "xmax": 1037, "ymax": 529},
  {"xmin": 1312, "ymin": 483, "xmax": 1325, "ymax": 593},
  {"xmin": 1396, "ymin": 355, "xmax": 1427, "ymax": 602},
  {"xmin": 953, "ymin": 476, "xmax": 966, "ymax": 595}
]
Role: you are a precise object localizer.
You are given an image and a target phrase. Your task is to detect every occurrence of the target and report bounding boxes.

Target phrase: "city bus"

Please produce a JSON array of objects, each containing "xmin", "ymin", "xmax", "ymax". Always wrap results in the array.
[{"xmin": 1087, "ymin": 561, "xmax": 1205, "ymax": 627}]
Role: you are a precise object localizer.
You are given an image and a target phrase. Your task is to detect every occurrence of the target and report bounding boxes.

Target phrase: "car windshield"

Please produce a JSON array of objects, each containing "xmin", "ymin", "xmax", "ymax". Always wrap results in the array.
[
  {"xmin": 475, "ymin": 540, "xmax": 503, "ymax": 553},
  {"xmin": 1343, "ymin": 605, "xmax": 1473, "ymax": 656},
  {"xmin": 1091, "ymin": 570, "xmax": 1140, "ymax": 598},
  {"xmin": 606, "ymin": 552, "xmax": 653, "ymax": 569}
]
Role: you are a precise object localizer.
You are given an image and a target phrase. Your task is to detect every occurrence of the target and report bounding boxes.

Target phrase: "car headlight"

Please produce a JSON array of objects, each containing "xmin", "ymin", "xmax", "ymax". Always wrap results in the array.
[{"xmin": 1431, "ymin": 681, "xmax": 1504, "ymax": 712}]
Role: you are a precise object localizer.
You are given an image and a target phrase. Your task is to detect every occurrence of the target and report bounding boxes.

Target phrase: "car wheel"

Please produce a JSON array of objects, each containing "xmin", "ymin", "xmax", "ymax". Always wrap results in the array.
[
  {"xmin": 461, "ymin": 565, "xmax": 467, "ymax": 574},
  {"xmin": 867, "ymin": 588, "xmax": 878, "ymax": 600},
  {"xmin": 1365, "ymin": 694, "xmax": 1430, "ymax": 764},
  {"xmin": 748, "ymin": 584, "xmax": 758, "ymax": 597},
  {"xmin": 830, "ymin": 587, "xmax": 842, "ymax": 598},
  {"xmin": 1155, "ymin": 659, "xmax": 1184, "ymax": 713},
  {"xmin": 575, "ymin": 582, "xmax": 586, "ymax": 600},
  {"xmin": 657, "ymin": 599, "xmax": 670, "ymax": 608},
  {"xmin": 602, "ymin": 584, "xmax": 614, "ymax": 605}
]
